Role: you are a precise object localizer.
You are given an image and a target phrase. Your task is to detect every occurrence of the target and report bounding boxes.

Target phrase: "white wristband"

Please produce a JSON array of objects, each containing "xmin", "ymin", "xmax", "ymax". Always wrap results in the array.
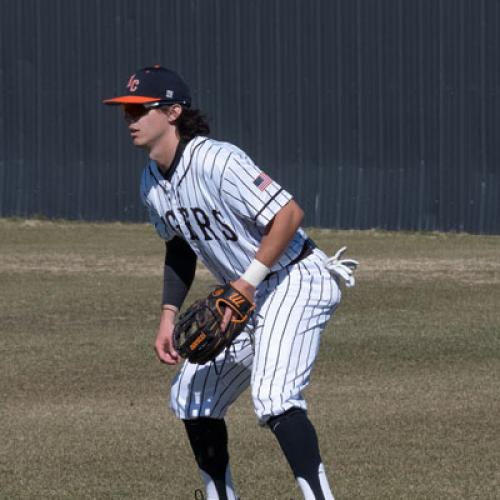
[{"xmin": 241, "ymin": 259, "xmax": 270, "ymax": 288}]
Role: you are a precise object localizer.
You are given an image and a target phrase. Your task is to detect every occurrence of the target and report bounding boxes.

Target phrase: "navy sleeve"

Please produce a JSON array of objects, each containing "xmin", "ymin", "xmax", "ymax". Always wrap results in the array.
[{"xmin": 163, "ymin": 237, "xmax": 197, "ymax": 308}]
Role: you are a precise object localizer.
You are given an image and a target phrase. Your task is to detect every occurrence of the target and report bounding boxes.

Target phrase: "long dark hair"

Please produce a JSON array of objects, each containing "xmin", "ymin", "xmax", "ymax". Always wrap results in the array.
[{"xmin": 175, "ymin": 107, "xmax": 210, "ymax": 141}]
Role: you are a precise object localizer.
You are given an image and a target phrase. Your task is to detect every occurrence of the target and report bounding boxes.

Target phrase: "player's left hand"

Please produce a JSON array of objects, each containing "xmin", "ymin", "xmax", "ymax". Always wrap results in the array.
[
  {"xmin": 220, "ymin": 279, "xmax": 256, "ymax": 332},
  {"xmin": 155, "ymin": 312, "xmax": 181, "ymax": 365}
]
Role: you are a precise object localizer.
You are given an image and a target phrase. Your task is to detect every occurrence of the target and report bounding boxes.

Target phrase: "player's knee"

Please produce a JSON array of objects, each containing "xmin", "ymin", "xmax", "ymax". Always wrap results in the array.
[
  {"xmin": 266, "ymin": 407, "xmax": 306, "ymax": 431},
  {"xmin": 170, "ymin": 369, "xmax": 212, "ymax": 420},
  {"xmin": 251, "ymin": 386, "xmax": 307, "ymax": 423}
]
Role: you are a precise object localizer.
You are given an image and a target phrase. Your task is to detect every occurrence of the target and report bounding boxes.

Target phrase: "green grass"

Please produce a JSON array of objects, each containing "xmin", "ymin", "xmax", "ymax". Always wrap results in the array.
[{"xmin": 1, "ymin": 219, "xmax": 499, "ymax": 499}]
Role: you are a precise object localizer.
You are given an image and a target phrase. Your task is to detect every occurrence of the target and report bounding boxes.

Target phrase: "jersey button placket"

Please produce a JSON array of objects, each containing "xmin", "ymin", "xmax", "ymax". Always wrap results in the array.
[{"xmin": 159, "ymin": 178, "xmax": 171, "ymax": 193}]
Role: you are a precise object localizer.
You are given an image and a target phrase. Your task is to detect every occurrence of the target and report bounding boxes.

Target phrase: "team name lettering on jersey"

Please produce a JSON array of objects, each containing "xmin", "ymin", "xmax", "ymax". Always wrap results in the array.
[{"xmin": 164, "ymin": 207, "xmax": 238, "ymax": 242}]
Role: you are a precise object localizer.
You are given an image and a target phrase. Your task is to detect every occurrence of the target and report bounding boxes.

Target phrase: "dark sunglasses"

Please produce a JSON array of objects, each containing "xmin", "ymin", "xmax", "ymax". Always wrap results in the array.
[{"xmin": 122, "ymin": 101, "xmax": 172, "ymax": 120}]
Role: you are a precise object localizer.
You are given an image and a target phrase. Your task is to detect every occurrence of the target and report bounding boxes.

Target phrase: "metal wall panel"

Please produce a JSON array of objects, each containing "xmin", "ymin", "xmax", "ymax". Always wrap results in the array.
[{"xmin": 1, "ymin": 0, "xmax": 499, "ymax": 233}]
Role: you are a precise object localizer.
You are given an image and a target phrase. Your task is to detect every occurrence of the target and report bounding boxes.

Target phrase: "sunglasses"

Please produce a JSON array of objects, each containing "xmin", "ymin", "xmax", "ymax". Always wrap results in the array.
[{"xmin": 122, "ymin": 101, "xmax": 172, "ymax": 121}]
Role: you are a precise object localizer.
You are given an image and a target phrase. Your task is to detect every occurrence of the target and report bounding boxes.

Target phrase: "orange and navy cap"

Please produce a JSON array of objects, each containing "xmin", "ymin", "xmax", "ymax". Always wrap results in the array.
[{"xmin": 103, "ymin": 65, "xmax": 191, "ymax": 107}]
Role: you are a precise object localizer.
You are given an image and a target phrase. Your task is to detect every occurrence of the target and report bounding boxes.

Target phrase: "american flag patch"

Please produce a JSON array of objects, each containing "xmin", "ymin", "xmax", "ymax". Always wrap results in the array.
[{"xmin": 253, "ymin": 172, "xmax": 273, "ymax": 191}]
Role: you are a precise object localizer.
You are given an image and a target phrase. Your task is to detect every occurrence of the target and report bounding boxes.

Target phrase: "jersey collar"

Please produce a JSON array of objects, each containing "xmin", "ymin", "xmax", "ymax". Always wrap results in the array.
[
  {"xmin": 148, "ymin": 136, "xmax": 209, "ymax": 187},
  {"xmin": 158, "ymin": 140, "xmax": 187, "ymax": 181}
]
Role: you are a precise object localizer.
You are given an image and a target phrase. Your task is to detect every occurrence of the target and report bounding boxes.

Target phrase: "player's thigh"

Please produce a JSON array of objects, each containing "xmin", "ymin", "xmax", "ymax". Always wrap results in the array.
[
  {"xmin": 170, "ymin": 333, "xmax": 254, "ymax": 419},
  {"xmin": 251, "ymin": 261, "xmax": 339, "ymax": 421}
]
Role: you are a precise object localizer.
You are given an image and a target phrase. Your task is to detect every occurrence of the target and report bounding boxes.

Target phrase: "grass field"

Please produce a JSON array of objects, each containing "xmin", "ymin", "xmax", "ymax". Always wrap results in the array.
[{"xmin": 1, "ymin": 219, "xmax": 499, "ymax": 499}]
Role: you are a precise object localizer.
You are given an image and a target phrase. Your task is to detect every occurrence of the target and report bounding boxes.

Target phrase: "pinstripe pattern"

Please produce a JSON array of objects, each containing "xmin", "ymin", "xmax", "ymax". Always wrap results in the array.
[
  {"xmin": 139, "ymin": 134, "xmax": 341, "ymax": 422},
  {"xmin": 170, "ymin": 249, "xmax": 340, "ymax": 422},
  {"xmin": 171, "ymin": 334, "xmax": 254, "ymax": 419},
  {"xmin": 140, "ymin": 136, "xmax": 307, "ymax": 283}
]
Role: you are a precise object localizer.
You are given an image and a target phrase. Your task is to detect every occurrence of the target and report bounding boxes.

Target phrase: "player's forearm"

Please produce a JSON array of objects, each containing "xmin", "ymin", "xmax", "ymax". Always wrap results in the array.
[
  {"xmin": 255, "ymin": 200, "xmax": 304, "ymax": 267},
  {"xmin": 236, "ymin": 201, "xmax": 303, "ymax": 294}
]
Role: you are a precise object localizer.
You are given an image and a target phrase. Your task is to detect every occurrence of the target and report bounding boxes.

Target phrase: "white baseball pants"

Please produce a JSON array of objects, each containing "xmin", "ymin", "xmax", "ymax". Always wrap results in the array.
[{"xmin": 170, "ymin": 249, "xmax": 341, "ymax": 423}]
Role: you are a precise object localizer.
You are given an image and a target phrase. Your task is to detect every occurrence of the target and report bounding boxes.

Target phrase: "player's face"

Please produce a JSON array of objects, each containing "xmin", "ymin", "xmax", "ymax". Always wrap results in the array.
[{"xmin": 122, "ymin": 104, "xmax": 172, "ymax": 149}]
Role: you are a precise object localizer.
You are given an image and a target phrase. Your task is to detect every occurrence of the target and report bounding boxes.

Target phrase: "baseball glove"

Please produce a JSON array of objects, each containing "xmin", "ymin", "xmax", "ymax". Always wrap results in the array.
[{"xmin": 173, "ymin": 284, "xmax": 255, "ymax": 365}]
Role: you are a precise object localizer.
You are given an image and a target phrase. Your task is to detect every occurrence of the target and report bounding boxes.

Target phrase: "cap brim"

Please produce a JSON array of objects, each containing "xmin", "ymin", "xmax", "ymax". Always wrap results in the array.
[{"xmin": 102, "ymin": 96, "xmax": 162, "ymax": 105}]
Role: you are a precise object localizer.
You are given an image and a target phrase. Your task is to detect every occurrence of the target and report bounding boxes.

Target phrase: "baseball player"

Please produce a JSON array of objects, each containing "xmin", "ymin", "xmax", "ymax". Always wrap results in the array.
[{"xmin": 104, "ymin": 66, "xmax": 358, "ymax": 500}]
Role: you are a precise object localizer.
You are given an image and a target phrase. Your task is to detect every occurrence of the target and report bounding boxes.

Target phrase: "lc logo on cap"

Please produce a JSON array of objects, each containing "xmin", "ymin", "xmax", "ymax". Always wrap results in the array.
[{"xmin": 126, "ymin": 74, "xmax": 140, "ymax": 93}]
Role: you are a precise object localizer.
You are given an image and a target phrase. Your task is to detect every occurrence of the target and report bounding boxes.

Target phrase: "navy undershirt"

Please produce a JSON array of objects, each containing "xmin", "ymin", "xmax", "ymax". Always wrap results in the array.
[{"xmin": 161, "ymin": 140, "xmax": 197, "ymax": 308}]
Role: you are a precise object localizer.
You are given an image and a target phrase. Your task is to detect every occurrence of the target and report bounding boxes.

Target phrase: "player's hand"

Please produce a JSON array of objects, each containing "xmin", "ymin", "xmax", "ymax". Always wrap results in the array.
[
  {"xmin": 155, "ymin": 310, "xmax": 181, "ymax": 365},
  {"xmin": 220, "ymin": 279, "xmax": 256, "ymax": 332}
]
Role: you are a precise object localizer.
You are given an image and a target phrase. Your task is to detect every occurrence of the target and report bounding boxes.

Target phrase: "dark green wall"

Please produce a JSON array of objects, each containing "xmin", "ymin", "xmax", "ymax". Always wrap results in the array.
[{"xmin": 1, "ymin": 0, "xmax": 499, "ymax": 233}]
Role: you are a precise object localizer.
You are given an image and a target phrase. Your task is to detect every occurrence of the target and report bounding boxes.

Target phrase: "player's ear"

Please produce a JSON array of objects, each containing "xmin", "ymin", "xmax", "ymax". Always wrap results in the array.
[{"xmin": 164, "ymin": 104, "xmax": 183, "ymax": 124}]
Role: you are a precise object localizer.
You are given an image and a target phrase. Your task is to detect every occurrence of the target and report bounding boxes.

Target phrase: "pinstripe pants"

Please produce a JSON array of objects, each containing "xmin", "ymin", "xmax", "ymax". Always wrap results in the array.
[{"xmin": 170, "ymin": 249, "xmax": 341, "ymax": 423}]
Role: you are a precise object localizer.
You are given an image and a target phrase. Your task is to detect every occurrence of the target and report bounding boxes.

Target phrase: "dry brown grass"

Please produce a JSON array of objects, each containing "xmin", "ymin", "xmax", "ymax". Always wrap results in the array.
[{"xmin": 1, "ymin": 219, "xmax": 499, "ymax": 499}]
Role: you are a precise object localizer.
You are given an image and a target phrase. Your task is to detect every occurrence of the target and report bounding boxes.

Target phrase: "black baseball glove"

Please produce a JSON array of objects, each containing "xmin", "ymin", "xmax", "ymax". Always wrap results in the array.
[{"xmin": 173, "ymin": 284, "xmax": 256, "ymax": 365}]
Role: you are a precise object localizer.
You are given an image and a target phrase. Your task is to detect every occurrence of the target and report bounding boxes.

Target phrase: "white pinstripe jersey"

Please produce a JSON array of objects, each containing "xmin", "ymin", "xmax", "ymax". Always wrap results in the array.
[{"xmin": 140, "ymin": 136, "xmax": 309, "ymax": 283}]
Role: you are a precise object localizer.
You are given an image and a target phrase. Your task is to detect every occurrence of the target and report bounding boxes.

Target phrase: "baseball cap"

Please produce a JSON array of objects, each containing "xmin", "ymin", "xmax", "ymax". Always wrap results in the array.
[{"xmin": 103, "ymin": 65, "xmax": 191, "ymax": 107}]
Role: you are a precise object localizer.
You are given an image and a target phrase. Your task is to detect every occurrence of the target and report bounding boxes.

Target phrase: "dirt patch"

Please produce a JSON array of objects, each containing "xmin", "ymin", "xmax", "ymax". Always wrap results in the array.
[
  {"xmin": 1, "ymin": 253, "xmax": 498, "ymax": 284},
  {"xmin": 358, "ymin": 257, "xmax": 500, "ymax": 285},
  {"xmin": 0, "ymin": 253, "xmax": 213, "ymax": 278}
]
